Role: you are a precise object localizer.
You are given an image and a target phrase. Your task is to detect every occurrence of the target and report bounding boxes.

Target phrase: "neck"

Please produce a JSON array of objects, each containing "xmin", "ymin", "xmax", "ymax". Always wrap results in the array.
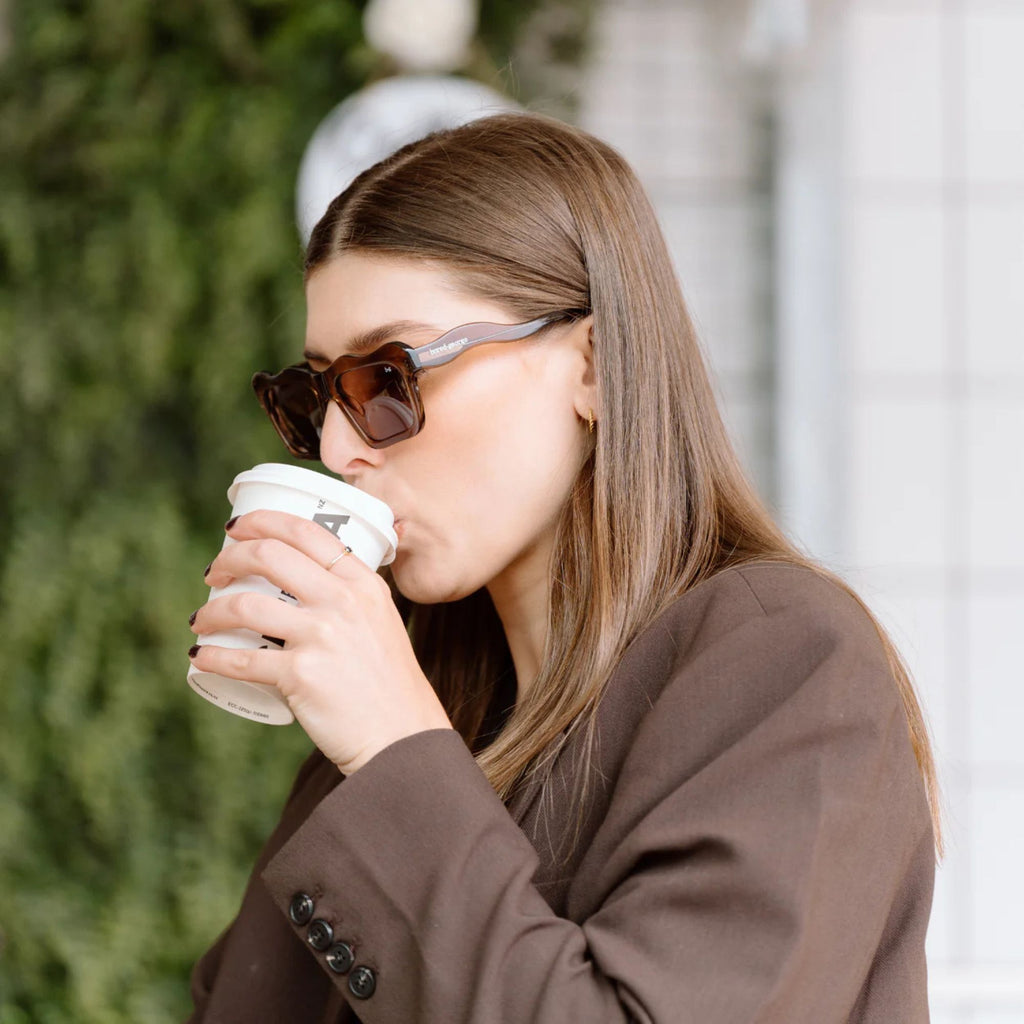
[{"xmin": 486, "ymin": 533, "xmax": 554, "ymax": 705}]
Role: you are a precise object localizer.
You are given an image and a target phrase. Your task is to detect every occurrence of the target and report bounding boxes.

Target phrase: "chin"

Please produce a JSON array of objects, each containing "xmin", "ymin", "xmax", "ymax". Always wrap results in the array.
[{"xmin": 389, "ymin": 556, "xmax": 479, "ymax": 606}]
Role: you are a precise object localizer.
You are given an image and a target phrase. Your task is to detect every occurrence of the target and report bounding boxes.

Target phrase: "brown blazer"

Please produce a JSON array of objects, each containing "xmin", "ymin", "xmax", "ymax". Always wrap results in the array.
[{"xmin": 187, "ymin": 561, "xmax": 935, "ymax": 1023}]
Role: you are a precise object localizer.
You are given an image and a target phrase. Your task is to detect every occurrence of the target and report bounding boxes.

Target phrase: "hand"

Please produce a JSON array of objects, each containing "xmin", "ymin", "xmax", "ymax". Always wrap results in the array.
[{"xmin": 188, "ymin": 510, "xmax": 453, "ymax": 774}]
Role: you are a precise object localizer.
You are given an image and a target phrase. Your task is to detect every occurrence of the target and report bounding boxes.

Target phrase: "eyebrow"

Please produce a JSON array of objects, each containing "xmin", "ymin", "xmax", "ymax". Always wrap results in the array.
[{"xmin": 303, "ymin": 320, "xmax": 439, "ymax": 364}]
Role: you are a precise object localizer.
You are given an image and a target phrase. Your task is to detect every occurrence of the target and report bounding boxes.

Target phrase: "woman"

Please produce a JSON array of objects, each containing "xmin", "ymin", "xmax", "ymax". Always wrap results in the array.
[{"xmin": 186, "ymin": 112, "xmax": 941, "ymax": 1023}]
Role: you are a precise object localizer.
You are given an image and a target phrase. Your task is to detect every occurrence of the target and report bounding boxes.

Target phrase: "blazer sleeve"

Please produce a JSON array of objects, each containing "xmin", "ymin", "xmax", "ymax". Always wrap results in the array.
[{"xmin": 258, "ymin": 588, "xmax": 935, "ymax": 1023}]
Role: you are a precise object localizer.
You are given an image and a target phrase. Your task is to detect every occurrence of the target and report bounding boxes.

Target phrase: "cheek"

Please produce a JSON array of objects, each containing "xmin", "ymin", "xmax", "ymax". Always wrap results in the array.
[
  {"xmin": 385, "ymin": 437, "xmax": 507, "ymax": 602},
  {"xmin": 390, "ymin": 359, "xmax": 582, "ymax": 597},
  {"xmin": 435, "ymin": 374, "xmax": 580, "ymax": 547},
  {"xmin": 388, "ymin": 499, "xmax": 521, "ymax": 606}
]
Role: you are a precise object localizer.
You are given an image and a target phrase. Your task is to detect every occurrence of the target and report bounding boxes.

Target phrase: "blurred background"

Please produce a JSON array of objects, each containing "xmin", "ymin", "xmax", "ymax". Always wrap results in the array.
[{"xmin": 0, "ymin": 0, "xmax": 1020, "ymax": 1021}]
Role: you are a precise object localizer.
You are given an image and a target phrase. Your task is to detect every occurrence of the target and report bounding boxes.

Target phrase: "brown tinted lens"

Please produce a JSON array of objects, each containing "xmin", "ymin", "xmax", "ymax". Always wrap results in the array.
[
  {"xmin": 255, "ymin": 369, "xmax": 324, "ymax": 459},
  {"xmin": 335, "ymin": 361, "xmax": 419, "ymax": 444}
]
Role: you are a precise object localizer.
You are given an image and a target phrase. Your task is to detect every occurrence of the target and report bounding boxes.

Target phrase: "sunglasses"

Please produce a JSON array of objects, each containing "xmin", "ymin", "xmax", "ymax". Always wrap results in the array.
[{"xmin": 252, "ymin": 314, "xmax": 575, "ymax": 457}]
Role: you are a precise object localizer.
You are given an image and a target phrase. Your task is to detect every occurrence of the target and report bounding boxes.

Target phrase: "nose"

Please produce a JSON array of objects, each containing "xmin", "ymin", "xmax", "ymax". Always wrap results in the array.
[{"xmin": 319, "ymin": 402, "xmax": 384, "ymax": 477}]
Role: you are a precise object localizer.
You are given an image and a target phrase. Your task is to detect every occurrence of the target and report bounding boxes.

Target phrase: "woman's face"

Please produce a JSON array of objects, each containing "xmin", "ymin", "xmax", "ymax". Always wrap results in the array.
[{"xmin": 304, "ymin": 252, "xmax": 595, "ymax": 606}]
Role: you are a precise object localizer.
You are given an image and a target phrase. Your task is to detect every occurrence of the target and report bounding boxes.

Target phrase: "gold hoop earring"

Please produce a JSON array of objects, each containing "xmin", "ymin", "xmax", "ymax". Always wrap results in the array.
[{"xmin": 587, "ymin": 409, "xmax": 595, "ymax": 433}]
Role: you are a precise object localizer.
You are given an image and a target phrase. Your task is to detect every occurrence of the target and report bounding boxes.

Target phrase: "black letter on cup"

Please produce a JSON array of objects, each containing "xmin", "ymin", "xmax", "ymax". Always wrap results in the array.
[{"xmin": 312, "ymin": 512, "xmax": 350, "ymax": 536}]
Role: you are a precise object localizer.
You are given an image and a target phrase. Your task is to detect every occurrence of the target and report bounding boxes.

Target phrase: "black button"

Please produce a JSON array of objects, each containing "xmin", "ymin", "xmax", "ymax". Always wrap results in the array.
[
  {"xmin": 348, "ymin": 965, "xmax": 376, "ymax": 999},
  {"xmin": 307, "ymin": 918, "xmax": 334, "ymax": 951},
  {"xmin": 325, "ymin": 941, "xmax": 355, "ymax": 975},
  {"xmin": 289, "ymin": 892, "xmax": 315, "ymax": 926}
]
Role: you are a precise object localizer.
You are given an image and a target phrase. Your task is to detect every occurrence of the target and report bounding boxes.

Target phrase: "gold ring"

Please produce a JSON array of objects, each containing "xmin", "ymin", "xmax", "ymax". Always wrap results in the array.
[{"xmin": 325, "ymin": 546, "xmax": 352, "ymax": 572}]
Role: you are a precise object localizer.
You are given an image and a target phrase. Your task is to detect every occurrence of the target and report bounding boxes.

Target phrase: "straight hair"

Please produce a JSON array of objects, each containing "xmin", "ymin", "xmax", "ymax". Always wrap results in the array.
[{"xmin": 305, "ymin": 112, "xmax": 944, "ymax": 861}]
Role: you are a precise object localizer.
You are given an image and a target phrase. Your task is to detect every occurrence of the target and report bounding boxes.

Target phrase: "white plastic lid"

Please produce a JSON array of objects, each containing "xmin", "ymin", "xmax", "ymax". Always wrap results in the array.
[{"xmin": 227, "ymin": 463, "xmax": 398, "ymax": 554}]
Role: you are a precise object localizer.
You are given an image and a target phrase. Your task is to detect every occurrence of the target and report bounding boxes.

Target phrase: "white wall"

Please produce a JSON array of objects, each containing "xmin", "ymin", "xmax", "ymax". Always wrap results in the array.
[{"xmin": 837, "ymin": 1, "xmax": 1024, "ymax": 1020}]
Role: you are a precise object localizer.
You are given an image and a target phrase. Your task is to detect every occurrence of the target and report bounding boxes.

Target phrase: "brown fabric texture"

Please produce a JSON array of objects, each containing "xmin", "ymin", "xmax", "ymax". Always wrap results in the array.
[{"xmin": 186, "ymin": 562, "xmax": 934, "ymax": 1023}]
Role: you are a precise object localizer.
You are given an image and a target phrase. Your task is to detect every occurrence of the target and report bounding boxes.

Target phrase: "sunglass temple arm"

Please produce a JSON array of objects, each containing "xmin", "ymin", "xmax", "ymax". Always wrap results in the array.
[{"xmin": 409, "ymin": 316, "xmax": 557, "ymax": 370}]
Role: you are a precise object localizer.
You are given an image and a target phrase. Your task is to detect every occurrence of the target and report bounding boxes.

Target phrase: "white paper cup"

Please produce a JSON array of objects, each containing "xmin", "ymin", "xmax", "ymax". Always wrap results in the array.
[{"xmin": 187, "ymin": 463, "xmax": 397, "ymax": 725}]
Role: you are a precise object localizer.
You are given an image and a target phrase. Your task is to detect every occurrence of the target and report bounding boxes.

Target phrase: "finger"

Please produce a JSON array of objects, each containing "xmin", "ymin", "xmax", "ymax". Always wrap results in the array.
[
  {"xmin": 206, "ymin": 537, "xmax": 340, "ymax": 606},
  {"xmin": 227, "ymin": 509, "xmax": 370, "ymax": 575},
  {"xmin": 188, "ymin": 642, "xmax": 285, "ymax": 686},
  {"xmin": 191, "ymin": 589, "xmax": 308, "ymax": 641}
]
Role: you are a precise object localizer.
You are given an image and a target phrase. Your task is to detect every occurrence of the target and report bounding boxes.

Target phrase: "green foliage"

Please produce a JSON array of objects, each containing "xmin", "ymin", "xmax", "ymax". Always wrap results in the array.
[{"xmin": 0, "ymin": 1, "xmax": 592, "ymax": 1019}]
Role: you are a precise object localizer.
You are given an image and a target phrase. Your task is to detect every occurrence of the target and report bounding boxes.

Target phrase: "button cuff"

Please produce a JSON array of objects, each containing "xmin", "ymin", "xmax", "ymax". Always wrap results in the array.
[
  {"xmin": 307, "ymin": 918, "xmax": 334, "ymax": 951},
  {"xmin": 288, "ymin": 892, "xmax": 315, "ymax": 926},
  {"xmin": 326, "ymin": 941, "xmax": 355, "ymax": 975},
  {"xmin": 348, "ymin": 964, "xmax": 376, "ymax": 999}
]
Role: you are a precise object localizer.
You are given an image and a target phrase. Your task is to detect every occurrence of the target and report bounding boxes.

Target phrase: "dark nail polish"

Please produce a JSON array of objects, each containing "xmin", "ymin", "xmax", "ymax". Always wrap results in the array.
[
  {"xmin": 203, "ymin": 561, "xmax": 213, "ymax": 577},
  {"xmin": 188, "ymin": 609, "xmax": 198, "ymax": 626},
  {"xmin": 188, "ymin": 644, "xmax": 200, "ymax": 658},
  {"xmin": 225, "ymin": 516, "xmax": 238, "ymax": 531}
]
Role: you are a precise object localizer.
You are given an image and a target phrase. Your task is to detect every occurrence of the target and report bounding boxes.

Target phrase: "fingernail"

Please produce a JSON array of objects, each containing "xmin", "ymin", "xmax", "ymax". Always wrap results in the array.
[
  {"xmin": 188, "ymin": 609, "xmax": 198, "ymax": 626},
  {"xmin": 203, "ymin": 561, "xmax": 213, "ymax": 577},
  {"xmin": 188, "ymin": 644, "xmax": 200, "ymax": 658},
  {"xmin": 225, "ymin": 516, "xmax": 238, "ymax": 531}
]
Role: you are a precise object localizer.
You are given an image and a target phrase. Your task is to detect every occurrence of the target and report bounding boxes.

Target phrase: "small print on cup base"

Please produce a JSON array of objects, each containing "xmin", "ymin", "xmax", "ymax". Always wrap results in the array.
[
  {"xmin": 187, "ymin": 463, "xmax": 397, "ymax": 725},
  {"xmin": 188, "ymin": 652, "xmax": 294, "ymax": 725}
]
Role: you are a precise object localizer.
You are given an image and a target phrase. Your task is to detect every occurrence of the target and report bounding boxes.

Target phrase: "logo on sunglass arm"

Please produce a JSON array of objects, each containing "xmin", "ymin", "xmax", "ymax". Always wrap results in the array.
[{"xmin": 429, "ymin": 337, "xmax": 470, "ymax": 357}]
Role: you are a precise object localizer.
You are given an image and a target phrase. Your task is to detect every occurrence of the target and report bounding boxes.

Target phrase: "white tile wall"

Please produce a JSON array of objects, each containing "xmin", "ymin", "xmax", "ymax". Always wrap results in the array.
[
  {"xmin": 843, "ymin": 7, "xmax": 944, "ymax": 182},
  {"xmin": 848, "ymin": 396, "xmax": 952, "ymax": 567},
  {"xmin": 967, "ymin": 589, "xmax": 1024, "ymax": 771},
  {"xmin": 655, "ymin": 196, "xmax": 772, "ymax": 380},
  {"xmin": 964, "ymin": 199, "xmax": 1024, "ymax": 379},
  {"xmin": 964, "ymin": 9, "xmax": 1024, "ymax": 182},
  {"xmin": 855, "ymin": 0, "xmax": 943, "ymax": 11},
  {"xmin": 965, "ymin": 400, "xmax": 1024, "ymax": 570},
  {"xmin": 970, "ymin": 787, "xmax": 1024, "ymax": 961},
  {"xmin": 581, "ymin": 4, "xmax": 767, "ymax": 187},
  {"xmin": 835, "ymin": 0, "xmax": 1024, "ymax": 1013},
  {"xmin": 847, "ymin": 201, "xmax": 948, "ymax": 380},
  {"xmin": 935, "ymin": 1005, "xmax": 1024, "ymax": 1024},
  {"xmin": 930, "ymin": 1011, "xmax": 965, "ymax": 1024},
  {"xmin": 928, "ymin": 856, "xmax": 959, "ymax": 975}
]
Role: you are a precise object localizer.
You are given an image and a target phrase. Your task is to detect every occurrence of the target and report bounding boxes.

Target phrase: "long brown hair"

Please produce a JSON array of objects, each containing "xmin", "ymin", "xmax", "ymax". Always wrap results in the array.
[{"xmin": 306, "ymin": 112, "xmax": 944, "ymax": 860}]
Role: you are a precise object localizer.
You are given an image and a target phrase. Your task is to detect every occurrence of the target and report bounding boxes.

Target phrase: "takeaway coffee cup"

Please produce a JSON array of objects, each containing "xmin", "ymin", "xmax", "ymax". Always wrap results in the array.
[{"xmin": 187, "ymin": 463, "xmax": 398, "ymax": 725}]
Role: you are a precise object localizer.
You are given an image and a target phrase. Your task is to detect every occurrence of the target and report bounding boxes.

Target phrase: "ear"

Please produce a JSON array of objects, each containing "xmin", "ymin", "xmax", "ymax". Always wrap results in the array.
[{"xmin": 568, "ymin": 314, "xmax": 597, "ymax": 420}]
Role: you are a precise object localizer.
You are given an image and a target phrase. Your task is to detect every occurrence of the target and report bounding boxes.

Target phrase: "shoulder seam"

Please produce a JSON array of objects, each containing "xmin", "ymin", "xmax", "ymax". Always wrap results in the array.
[{"xmin": 734, "ymin": 567, "xmax": 770, "ymax": 617}]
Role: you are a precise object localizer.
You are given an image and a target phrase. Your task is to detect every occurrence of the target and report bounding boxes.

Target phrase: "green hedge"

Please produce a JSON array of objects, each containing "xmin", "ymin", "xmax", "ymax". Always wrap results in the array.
[{"xmin": 0, "ymin": 2, "xmax": 591, "ymax": 1019}]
